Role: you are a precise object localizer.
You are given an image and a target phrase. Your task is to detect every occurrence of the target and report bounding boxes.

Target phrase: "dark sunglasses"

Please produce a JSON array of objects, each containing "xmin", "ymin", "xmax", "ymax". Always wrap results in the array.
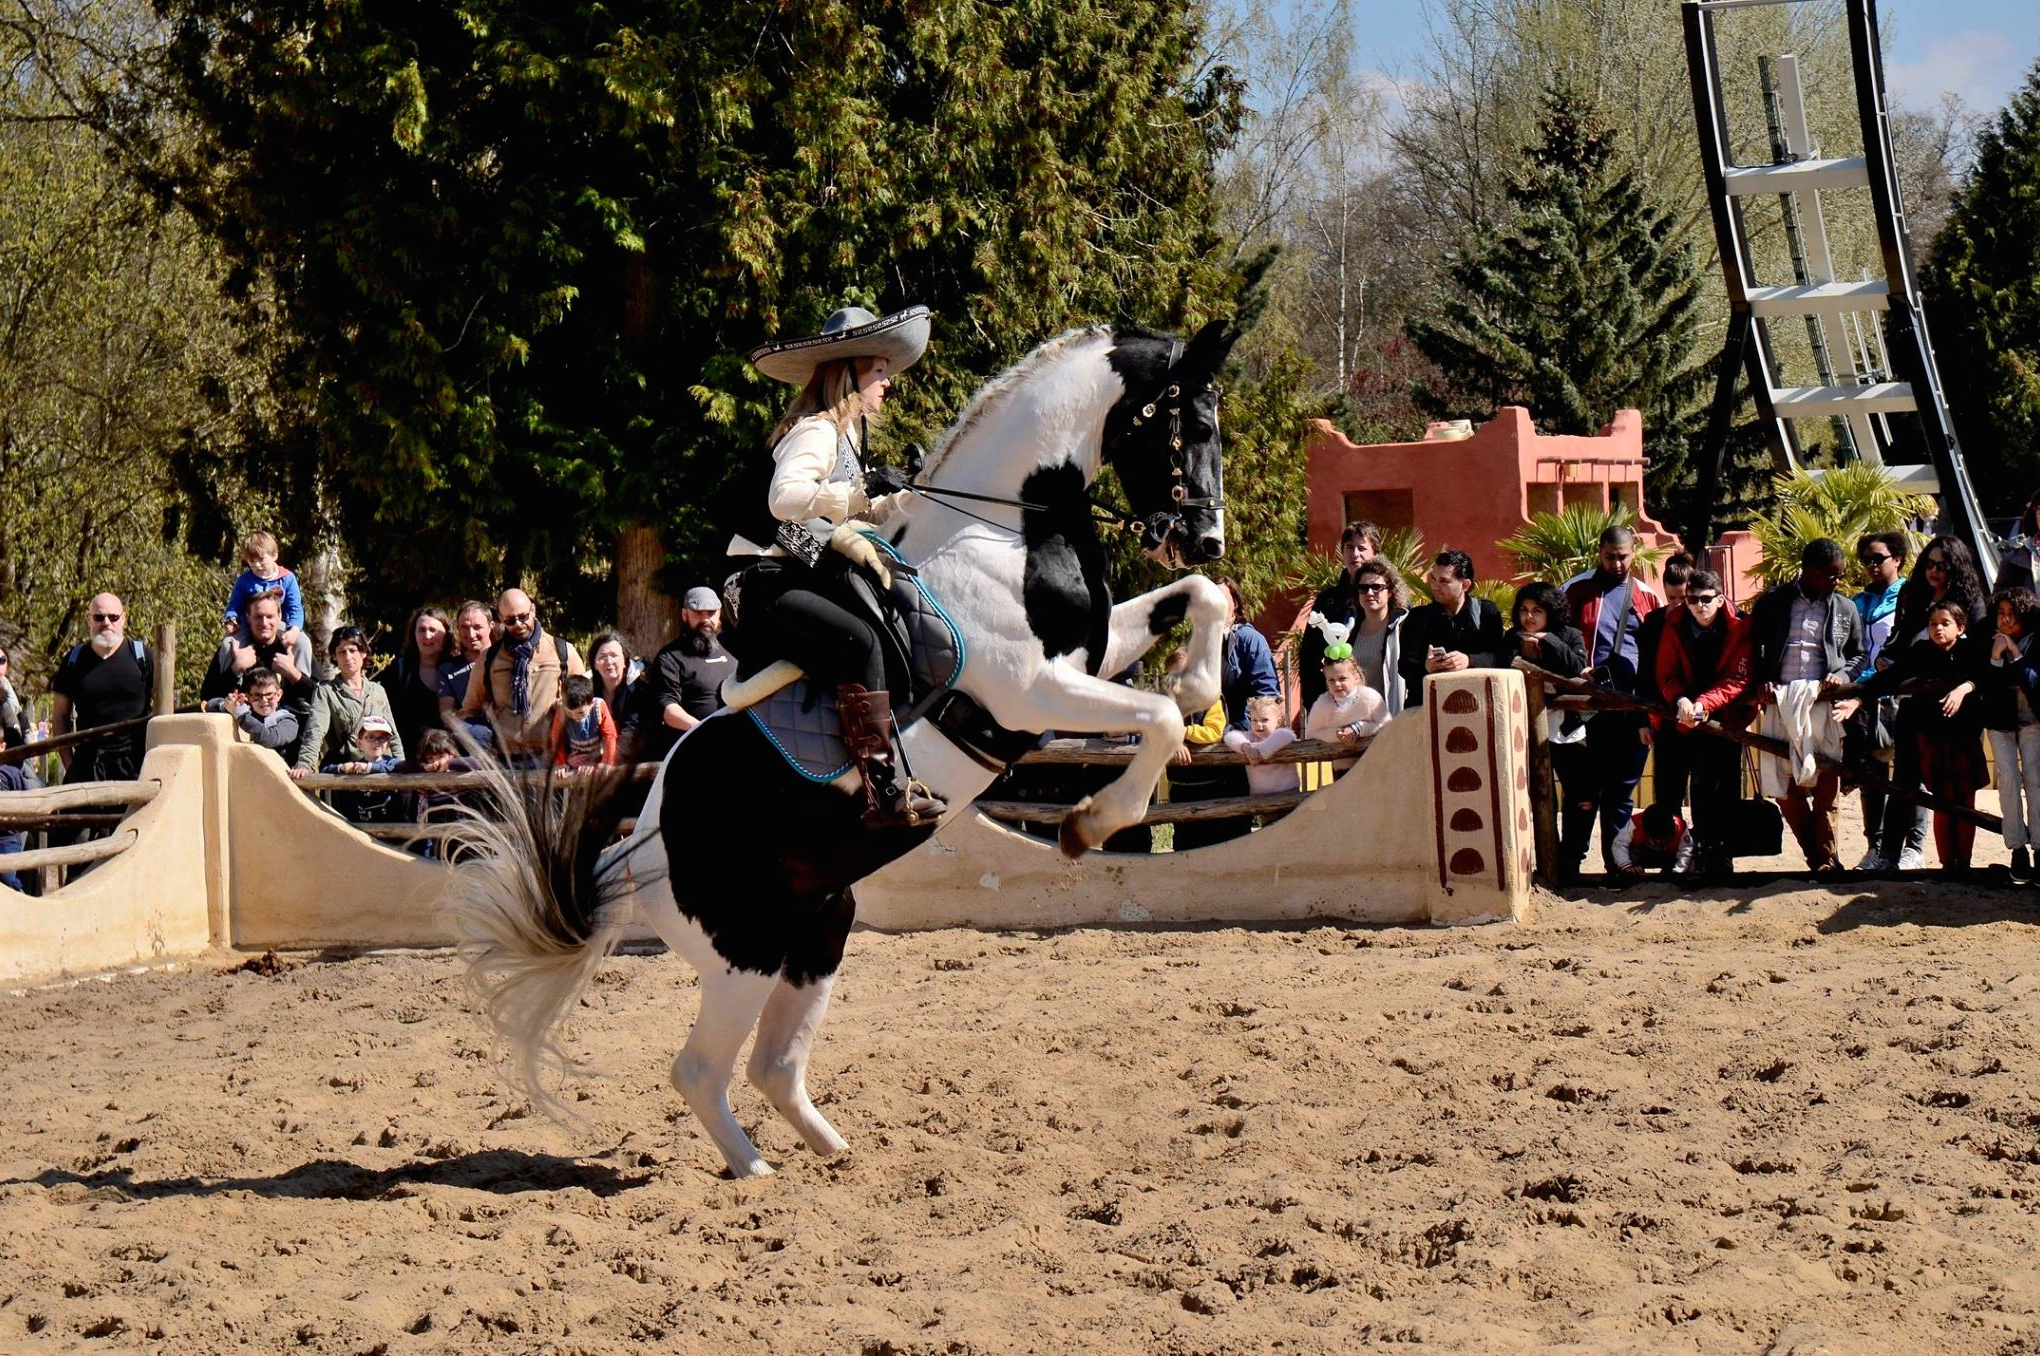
[
  {"xmin": 1859, "ymin": 553, "xmax": 1893, "ymax": 566},
  {"xmin": 1925, "ymin": 557, "xmax": 1949, "ymax": 569},
  {"xmin": 1685, "ymin": 593, "xmax": 1721, "ymax": 605},
  {"xmin": 91, "ymin": 612, "xmax": 123, "ymax": 622},
  {"xmin": 499, "ymin": 610, "xmax": 535, "ymax": 625},
  {"xmin": 1356, "ymin": 582, "xmax": 1389, "ymax": 594}
]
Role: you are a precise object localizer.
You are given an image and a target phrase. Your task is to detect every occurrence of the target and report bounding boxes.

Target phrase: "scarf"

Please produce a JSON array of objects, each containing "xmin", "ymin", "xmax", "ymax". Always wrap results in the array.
[{"xmin": 509, "ymin": 629, "xmax": 541, "ymax": 717}]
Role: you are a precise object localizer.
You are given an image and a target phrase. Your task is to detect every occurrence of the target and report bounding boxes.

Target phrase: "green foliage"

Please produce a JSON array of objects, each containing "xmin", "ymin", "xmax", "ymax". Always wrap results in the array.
[
  {"xmin": 0, "ymin": 12, "xmax": 259, "ymax": 703},
  {"xmin": 1922, "ymin": 62, "xmax": 2040, "ymax": 517},
  {"xmin": 1495, "ymin": 502, "xmax": 1669, "ymax": 586},
  {"xmin": 1746, "ymin": 465, "xmax": 1936, "ymax": 589},
  {"xmin": 142, "ymin": 0, "xmax": 1316, "ymax": 635},
  {"xmin": 1403, "ymin": 81, "xmax": 1708, "ymax": 518}
]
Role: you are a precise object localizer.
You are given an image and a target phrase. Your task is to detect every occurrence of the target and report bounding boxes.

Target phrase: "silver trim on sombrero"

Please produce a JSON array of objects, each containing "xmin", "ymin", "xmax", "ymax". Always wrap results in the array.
[{"xmin": 748, "ymin": 304, "xmax": 931, "ymax": 385}]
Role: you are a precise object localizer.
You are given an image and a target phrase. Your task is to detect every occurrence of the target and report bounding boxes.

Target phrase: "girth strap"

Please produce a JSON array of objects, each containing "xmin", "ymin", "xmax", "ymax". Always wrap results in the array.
[{"xmin": 918, "ymin": 688, "xmax": 1041, "ymax": 773}]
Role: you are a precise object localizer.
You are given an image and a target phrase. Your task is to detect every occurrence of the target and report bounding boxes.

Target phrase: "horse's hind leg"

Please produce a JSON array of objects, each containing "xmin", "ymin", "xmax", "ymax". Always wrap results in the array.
[
  {"xmin": 671, "ymin": 966, "xmax": 778, "ymax": 1178},
  {"xmin": 746, "ymin": 973, "xmax": 848, "ymax": 1157}
]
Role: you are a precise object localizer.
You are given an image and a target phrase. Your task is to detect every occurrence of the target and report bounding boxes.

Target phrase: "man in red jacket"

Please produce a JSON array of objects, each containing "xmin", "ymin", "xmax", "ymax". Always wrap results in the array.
[{"xmin": 1654, "ymin": 570, "xmax": 1752, "ymax": 875}]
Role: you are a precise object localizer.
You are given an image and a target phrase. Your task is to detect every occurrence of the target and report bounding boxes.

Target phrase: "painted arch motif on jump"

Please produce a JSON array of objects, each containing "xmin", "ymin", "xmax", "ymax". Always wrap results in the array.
[{"xmin": 1428, "ymin": 671, "xmax": 1534, "ymax": 897}]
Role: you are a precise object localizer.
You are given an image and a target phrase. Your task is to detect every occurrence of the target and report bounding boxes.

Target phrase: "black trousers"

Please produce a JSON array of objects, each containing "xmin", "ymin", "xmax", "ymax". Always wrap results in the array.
[
  {"xmin": 1657, "ymin": 727, "xmax": 1741, "ymax": 852},
  {"xmin": 736, "ymin": 560, "xmax": 886, "ymax": 693}
]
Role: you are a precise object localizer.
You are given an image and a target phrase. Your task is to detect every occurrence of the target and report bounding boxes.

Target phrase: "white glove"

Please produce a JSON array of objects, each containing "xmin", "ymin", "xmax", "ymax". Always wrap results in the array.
[{"xmin": 830, "ymin": 521, "xmax": 892, "ymax": 589}]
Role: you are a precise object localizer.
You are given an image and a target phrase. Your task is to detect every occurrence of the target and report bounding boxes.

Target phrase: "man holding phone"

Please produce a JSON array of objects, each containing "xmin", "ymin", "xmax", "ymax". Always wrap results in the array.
[{"xmin": 1398, "ymin": 549, "xmax": 1505, "ymax": 709}]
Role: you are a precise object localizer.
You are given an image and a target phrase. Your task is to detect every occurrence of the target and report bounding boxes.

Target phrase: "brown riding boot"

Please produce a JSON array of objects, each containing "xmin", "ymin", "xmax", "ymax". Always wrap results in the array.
[{"xmin": 836, "ymin": 683, "xmax": 947, "ymax": 829}]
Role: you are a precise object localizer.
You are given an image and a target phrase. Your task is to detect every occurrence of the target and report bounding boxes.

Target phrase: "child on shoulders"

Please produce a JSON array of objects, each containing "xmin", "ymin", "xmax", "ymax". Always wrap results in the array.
[
  {"xmin": 1224, "ymin": 694, "xmax": 1298, "ymax": 795},
  {"xmin": 225, "ymin": 530, "xmax": 305, "ymax": 645}
]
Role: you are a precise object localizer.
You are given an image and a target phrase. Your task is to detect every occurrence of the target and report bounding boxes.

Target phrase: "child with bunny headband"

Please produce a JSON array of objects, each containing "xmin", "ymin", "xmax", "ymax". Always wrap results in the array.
[{"xmin": 1303, "ymin": 613, "xmax": 1388, "ymax": 772}]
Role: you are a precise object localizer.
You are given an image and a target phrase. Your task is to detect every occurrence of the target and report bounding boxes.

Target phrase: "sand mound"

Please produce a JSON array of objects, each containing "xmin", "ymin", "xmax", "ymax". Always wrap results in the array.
[{"xmin": 4, "ymin": 881, "xmax": 2039, "ymax": 1351}]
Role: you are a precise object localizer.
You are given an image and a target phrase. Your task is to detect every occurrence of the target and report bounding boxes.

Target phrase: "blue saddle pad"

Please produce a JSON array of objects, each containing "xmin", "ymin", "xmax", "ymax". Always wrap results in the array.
[{"xmin": 748, "ymin": 534, "xmax": 965, "ymax": 783}]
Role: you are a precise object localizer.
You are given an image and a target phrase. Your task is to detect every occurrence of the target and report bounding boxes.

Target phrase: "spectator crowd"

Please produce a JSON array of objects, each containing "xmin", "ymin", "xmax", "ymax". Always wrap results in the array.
[{"xmin": 8, "ymin": 518, "xmax": 2038, "ymax": 887}]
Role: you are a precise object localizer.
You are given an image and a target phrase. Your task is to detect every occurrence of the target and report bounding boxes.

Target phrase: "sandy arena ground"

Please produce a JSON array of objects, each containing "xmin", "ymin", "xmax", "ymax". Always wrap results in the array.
[{"xmin": 6, "ymin": 853, "xmax": 2040, "ymax": 1353}]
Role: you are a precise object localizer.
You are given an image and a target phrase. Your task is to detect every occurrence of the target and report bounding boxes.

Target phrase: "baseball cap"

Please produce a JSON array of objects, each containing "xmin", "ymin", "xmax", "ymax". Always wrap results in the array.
[
  {"xmin": 683, "ymin": 587, "xmax": 721, "ymax": 612},
  {"xmin": 359, "ymin": 714, "xmax": 395, "ymax": 736}
]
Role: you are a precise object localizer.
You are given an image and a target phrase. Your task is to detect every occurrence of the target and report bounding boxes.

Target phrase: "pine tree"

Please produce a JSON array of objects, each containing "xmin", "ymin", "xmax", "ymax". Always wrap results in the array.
[
  {"xmin": 1922, "ymin": 62, "xmax": 2040, "ymax": 516},
  {"xmin": 1403, "ymin": 81, "xmax": 1708, "ymax": 516}
]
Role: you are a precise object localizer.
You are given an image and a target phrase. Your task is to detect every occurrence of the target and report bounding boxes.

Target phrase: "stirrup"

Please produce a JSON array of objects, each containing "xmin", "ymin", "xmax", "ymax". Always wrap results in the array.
[{"xmin": 836, "ymin": 682, "xmax": 946, "ymax": 828}]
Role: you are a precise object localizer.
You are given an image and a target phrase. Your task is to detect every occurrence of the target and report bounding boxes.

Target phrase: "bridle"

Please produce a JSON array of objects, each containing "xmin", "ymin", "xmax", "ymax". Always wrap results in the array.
[{"xmin": 900, "ymin": 343, "xmax": 1223, "ymax": 553}]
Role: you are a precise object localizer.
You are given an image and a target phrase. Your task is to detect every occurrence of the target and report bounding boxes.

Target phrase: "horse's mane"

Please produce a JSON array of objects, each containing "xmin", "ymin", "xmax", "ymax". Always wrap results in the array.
[{"xmin": 919, "ymin": 325, "xmax": 1113, "ymax": 480}]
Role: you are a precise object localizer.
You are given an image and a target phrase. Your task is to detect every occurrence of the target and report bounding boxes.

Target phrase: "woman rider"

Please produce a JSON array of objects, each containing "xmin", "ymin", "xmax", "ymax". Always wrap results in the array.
[{"xmin": 729, "ymin": 304, "xmax": 945, "ymax": 829}]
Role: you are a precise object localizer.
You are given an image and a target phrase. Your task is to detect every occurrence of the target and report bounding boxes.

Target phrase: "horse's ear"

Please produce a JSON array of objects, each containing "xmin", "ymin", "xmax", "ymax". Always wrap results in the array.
[{"xmin": 1174, "ymin": 317, "xmax": 1239, "ymax": 385}]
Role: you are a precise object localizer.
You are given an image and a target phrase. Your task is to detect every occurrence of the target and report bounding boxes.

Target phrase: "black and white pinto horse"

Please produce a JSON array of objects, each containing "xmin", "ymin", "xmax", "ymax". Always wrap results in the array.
[{"xmin": 457, "ymin": 319, "xmax": 1238, "ymax": 1177}]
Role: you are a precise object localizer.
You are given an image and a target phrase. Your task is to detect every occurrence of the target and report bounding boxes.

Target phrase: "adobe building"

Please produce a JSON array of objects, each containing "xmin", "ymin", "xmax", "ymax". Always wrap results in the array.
[{"xmin": 1303, "ymin": 405, "xmax": 1682, "ymax": 579}]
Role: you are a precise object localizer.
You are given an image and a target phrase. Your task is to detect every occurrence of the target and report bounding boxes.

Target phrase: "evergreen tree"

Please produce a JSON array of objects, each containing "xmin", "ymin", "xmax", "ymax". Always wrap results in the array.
[
  {"xmin": 1403, "ymin": 81, "xmax": 1708, "ymax": 519},
  {"xmin": 136, "ymin": 0, "xmax": 1314, "ymax": 639},
  {"xmin": 1922, "ymin": 62, "xmax": 2040, "ymax": 516}
]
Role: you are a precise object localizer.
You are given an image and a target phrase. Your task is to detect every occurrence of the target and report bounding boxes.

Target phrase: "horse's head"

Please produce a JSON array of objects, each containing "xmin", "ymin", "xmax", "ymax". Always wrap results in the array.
[{"xmin": 1104, "ymin": 319, "xmax": 1238, "ymax": 569}]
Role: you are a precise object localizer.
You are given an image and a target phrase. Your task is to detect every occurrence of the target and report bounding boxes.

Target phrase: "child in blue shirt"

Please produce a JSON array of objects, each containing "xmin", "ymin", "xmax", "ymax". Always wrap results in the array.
[{"xmin": 225, "ymin": 530, "xmax": 305, "ymax": 644}]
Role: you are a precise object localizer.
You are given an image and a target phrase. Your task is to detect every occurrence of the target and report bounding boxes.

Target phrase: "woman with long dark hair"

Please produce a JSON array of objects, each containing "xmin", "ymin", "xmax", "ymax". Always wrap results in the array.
[
  {"xmin": 381, "ymin": 605, "xmax": 453, "ymax": 756},
  {"xmin": 1891, "ymin": 535, "xmax": 1987, "ymax": 646}
]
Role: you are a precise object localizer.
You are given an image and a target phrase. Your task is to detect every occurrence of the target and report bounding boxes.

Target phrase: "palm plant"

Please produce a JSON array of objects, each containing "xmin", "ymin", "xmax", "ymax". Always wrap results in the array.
[
  {"xmin": 1496, "ymin": 502, "xmax": 1669, "ymax": 585},
  {"xmin": 1747, "ymin": 464, "xmax": 1934, "ymax": 589}
]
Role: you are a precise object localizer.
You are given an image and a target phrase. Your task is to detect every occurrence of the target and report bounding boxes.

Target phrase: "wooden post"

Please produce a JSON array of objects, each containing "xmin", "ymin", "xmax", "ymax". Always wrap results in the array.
[
  {"xmin": 152, "ymin": 622, "xmax": 176, "ymax": 716},
  {"xmin": 1522, "ymin": 671, "xmax": 1560, "ymax": 887}
]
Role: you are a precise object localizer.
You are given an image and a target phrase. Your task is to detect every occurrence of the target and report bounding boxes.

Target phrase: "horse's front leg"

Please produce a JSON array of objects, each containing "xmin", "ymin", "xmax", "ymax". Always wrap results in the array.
[
  {"xmin": 984, "ymin": 661, "xmax": 1186, "ymax": 858},
  {"xmin": 1095, "ymin": 574, "xmax": 1231, "ymax": 716}
]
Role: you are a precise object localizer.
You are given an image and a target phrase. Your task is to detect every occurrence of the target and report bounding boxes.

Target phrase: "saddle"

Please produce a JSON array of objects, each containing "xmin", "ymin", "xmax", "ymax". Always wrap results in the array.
[{"xmin": 729, "ymin": 531, "xmax": 967, "ymax": 783}]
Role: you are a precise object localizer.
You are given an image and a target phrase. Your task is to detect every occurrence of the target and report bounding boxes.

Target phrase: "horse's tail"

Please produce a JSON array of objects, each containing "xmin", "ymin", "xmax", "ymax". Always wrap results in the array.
[{"xmin": 443, "ymin": 761, "xmax": 647, "ymax": 1121}]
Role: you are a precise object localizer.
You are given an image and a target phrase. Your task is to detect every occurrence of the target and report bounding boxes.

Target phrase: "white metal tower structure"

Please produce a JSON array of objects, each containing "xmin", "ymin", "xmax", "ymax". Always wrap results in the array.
[{"xmin": 1682, "ymin": 0, "xmax": 1997, "ymax": 579}]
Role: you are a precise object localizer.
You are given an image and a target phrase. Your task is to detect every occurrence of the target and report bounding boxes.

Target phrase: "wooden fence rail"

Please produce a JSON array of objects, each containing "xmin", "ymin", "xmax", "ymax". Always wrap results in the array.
[{"xmin": 1512, "ymin": 657, "xmax": 2003, "ymax": 886}]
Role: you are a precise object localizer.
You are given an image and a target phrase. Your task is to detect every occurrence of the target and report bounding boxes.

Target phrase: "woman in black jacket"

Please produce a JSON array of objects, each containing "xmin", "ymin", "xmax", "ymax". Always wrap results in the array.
[{"xmin": 381, "ymin": 606, "xmax": 453, "ymax": 758}]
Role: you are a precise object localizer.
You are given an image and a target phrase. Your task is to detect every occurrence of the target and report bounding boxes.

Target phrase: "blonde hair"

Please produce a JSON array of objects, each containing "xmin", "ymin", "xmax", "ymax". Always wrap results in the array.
[
  {"xmin": 240, "ymin": 530, "xmax": 279, "ymax": 565},
  {"xmin": 1246, "ymin": 695, "xmax": 1284, "ymax": 718},
  {"xmin": 769, "ymin": 357, "xmax": 877, "ymax": 445}
]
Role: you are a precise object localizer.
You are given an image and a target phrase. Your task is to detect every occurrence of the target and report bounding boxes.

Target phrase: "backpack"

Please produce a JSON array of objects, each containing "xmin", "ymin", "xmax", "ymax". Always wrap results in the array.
[
  {"xmin": 65, "ymin": 639, "xmax": 151, "ymax": 687},
  {"xmin": 483, "ymin": 633, "xmax": 571, "ymax": 681}
]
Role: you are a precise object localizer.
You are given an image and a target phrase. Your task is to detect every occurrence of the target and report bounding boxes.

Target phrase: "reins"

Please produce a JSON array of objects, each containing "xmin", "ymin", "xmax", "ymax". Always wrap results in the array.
[{"xmin": 898, "ymin": 339, "xmax": 1221, "ymax": 543}]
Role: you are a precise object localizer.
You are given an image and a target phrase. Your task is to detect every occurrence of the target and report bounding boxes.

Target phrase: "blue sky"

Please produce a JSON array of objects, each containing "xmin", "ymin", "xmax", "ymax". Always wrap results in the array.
[{"xmin": 1350, "ymin": 0, "xmax": 2039, "ymax": 119}]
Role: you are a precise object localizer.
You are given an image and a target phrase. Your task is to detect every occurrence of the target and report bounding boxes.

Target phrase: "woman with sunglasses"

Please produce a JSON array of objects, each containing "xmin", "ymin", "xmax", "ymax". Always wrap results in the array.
[{"xmin": 1295, "ymin": 521, "xmax": 1382, "ymax": 714}]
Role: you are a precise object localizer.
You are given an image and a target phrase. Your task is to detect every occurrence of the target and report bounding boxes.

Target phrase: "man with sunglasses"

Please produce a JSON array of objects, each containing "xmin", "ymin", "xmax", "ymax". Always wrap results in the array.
[
  {"xmin": 1849, "ymin": 533, "xmax": 1923, "ymax": 869},
  {"xmin": 49, "ymin": 592, "xmax": 157, "ymax": 782},
  {"xmin": 458, "ymin": 587, "xmax": 585, "ymax": 766}
]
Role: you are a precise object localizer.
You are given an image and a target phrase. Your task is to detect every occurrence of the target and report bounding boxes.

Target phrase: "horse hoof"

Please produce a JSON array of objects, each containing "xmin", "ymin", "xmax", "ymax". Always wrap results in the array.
[
  {"xmin": 727, "ymin": 1157, "xmax": 776, "ymax": 1180},
  {"xmin": 1058, "ymin": 798, "xmax": 1097, "ymax": 859}
]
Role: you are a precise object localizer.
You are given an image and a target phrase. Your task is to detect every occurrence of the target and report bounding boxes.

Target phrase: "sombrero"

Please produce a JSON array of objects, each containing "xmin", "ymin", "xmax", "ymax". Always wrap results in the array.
[{"xmin": 748, "ymin": 304, "xmax": 931, "ymax": 385}]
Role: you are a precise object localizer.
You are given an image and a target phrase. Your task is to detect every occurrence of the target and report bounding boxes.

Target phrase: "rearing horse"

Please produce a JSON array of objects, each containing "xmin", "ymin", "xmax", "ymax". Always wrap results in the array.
[{"xmin": 457, "ymin": 318, "xmax": 1239, "ymax": 1177}]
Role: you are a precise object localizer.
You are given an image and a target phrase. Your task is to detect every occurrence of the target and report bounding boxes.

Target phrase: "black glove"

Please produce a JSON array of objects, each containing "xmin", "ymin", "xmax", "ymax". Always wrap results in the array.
[{"xmin": 865, "ymin": 463, "xmax": 913, "ymax": 497}]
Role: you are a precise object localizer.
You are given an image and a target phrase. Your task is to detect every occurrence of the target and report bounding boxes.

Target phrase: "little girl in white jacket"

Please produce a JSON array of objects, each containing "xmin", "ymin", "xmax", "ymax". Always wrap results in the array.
[{"xmin": 1304, "ymin": 656, "xmax": 1389, "ymax": 771}]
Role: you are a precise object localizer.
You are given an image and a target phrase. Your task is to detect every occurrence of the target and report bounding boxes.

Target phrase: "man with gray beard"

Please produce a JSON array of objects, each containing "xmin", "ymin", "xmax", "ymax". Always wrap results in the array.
[{"xmin": 50, "ymin": 592, "xmax": 157, "ymax": 781}]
